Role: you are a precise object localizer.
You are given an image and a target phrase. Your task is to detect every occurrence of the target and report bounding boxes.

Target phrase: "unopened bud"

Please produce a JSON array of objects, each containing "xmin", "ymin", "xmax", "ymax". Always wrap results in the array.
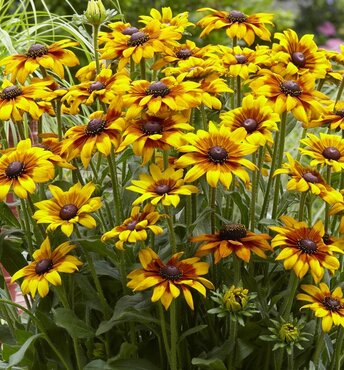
[{"xmin": 85, "ymin": 0, "xmax": 106, "ymax": 26}]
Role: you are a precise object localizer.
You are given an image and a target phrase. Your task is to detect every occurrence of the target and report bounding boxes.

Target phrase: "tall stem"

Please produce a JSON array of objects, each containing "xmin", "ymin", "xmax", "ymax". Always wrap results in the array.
[
  {"xmin": 170, "ymin": 300, "xmax": 178, "ymax": 370},
  {"xmin": 20, "ymin": 200, "xmax": 34, "ymax": 256},
  {"xmin": 312, "ymin": 330, "xmax": 325, "ymax": 367},
  {"xmin": 250, "ymin": 151, "xmax": 258, "ymax": 230},
  {"xmin": 164, "ymin": 206, "xmax": 177, "ymax": 255},
  {"xmin": 158, "ymin": 304, "xmax": 171, "ymax": 368},
  {"xmin": 329, "ymin": 327, "xmax": 344, "ymax": 370},
  {"xmin": 281, "ymin": 272, "xmax": 299, "ymax": 320},
  {"xmin": 107, "ymin": 153, "xmax": 124, "ymax": 225},
  {"xmin": 93, "ymin": 24, "xmax": 100, "ymax": 74},
  {"xmin": 210, "ymin": 187, "xmax": 216, "ymax": 234}
]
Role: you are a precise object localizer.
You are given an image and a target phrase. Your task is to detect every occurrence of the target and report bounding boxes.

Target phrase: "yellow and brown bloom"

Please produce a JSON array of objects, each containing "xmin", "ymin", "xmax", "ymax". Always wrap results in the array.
[
  {"xmin": 117, "ymin": 111, "xmax": 193, "ymax": 164},
  {"xmin": 175, "ymin": 123, "xmax": 257, "ymax": 189},
  {"xmin": 127, "ymin": 164, "xmax": 198, "ymax": 207},
  {"xmin": 270, "ymin": 216, "xmax": 343, "ymax": 283},
  {"xmin": 101, "ymin": 204, "xmax": 163, "ymax": 250},
  {"xmin": 33, "ymin": 182, "xmax": 102, "ymax": 237},
  {"xmin": 0, "ymin": 139, "xmax": 55, "ymax": 201},
  {"xmin": 197, "ymin": 8, "xmax": 273, "ymax": 46},
  {"xmin": 193, "ymin": 223, "xmax": 272, "ymax": 263},
  {"xmin": 249, "ymin": 70, "xmax": 328, "ymax": 123},
  {"xmin": 308, "ymin": 101, "xmax": 344, "ymax": 130},
  {"xmin": 274, "ymin": 152, "xmax": 332, "ymax": 195},
  {"xmin": 297, "ymin": 283, "xmax": 344, "ymax": 332},
  {"xmin": 299, "ymin": 133, "xmax": 344, "ymax": 172},
  {"xmin": 0, "ymin": 39, "xmax": 79, "ymax": 84},
  {"xmin": 61, "ymin": 96, "xmax": 126, "ymax": 168},
  {"xmin": 322, "ymin": 189, "xmax": 344, "ymax": 233},
  {"xmin": 11, "ymin": 237, "xmax": 82, "ymax": 298},
  {"xmin": 123, "ymin": 75, "xmax": 202, "ymax": 119},
  {"xmin": 127, "ymin": 247, "xmax": 214, "ymax": 310},
  {"xmin": 220, "ymin": 94, "xmax": 279, "ymax": 146}
]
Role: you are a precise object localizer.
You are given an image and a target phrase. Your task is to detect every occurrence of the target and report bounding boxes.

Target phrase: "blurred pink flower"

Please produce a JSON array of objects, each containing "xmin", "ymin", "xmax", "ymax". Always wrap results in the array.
[
  {"xmin": 321, "ymin": 38, "xmax": 343, "ymax": 52},
  {"xmin": 317, "ymin": 21, "xmax": 336, "ymax": 37}
]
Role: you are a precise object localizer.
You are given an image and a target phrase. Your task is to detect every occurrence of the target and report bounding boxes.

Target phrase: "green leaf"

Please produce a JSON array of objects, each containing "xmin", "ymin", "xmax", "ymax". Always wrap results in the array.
[
  {"xmin": 77, "ymin": 238, "xmax": 116, "ymax": 259},
  {"xmin": 84, "ymin": 359, "xmax": 108, "ymax": 370},
  {"xmin": 0, "ymin": 203, "xmax": 20, "ymax": 227},
  {"xmin": 53, "ymin": 307, "xmax": 94, "ymax": 338},
  {"xmin": 178, "ymin": 325, "xmax": 207, "ymax": 345},
  {"xmin": 8, "ymin": 333, "xmax": 43, "ymax": 366},
  {"xmin": 230, "ymin": 192, "xmax": 249, "ymax": 226},
  {"xmin": 191, "ymin": 357, "xmax": 227, "ymax": 370},
  {"xmin": 106, "ymin": 358, "xmax": 160, "ymax": 370},
  {"xmin": 109, "ymin": 342, "xmax": 137, "ymax": 362}
]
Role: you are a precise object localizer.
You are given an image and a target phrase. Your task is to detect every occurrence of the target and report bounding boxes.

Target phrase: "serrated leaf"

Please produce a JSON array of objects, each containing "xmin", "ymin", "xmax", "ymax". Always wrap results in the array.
[
  {"xmin": 8, "ymin": 333, "xmax": 42, "ymax": 366},
  {"xmin": 54, "ymin": 308, "xmax": 94, "ymax": 338}
]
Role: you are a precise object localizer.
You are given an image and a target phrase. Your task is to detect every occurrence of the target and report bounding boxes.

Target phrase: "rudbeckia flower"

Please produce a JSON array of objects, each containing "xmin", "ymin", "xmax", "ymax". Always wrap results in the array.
[
  {"xmin": 101, "ymin": 204, "xmax": 164, "ymax": 250},
  {"xmin": 175, "ymin": 123, "xmax": 257, "ymax": 189},
  {"xmin": 0, "ymin": 39, "xmax": 79, "ymax": 84},
  {"xmin": 192, "ymin": 223, "xmax": 272, "ymax": 263},
  {"xmin": 299, "ymin": 133, "xmax": 344, "ymax": 172},
  {"xmin": 11, "ymin": 237, "xmax": 82, "ymax": 298},
  {"xmin": 297, "ymin": 283, "xmax": 344, "ymax": 332},
  {"xmin": 308, "ymin": 101, "xmax": 344, "ymax": 130},
  {"xmin": 0, "ymin": 139, "xmax": 55, "ymax": 201},
  {"xmin": 270, "ymin": 216, "xmax": 343, "ymax": 283},
  {"xmin": 127, "ymin": 164, "xmax": 198, "ymax": 207},
  {"xmin": 197, "ymin": 8, "xmax": 274, "ymax": 46},
  {"xmin": 127, "ymin": 247, "xmax": 214, "ymax": 310},
  {"xmin": 322, "ymin": 189, "xmax": 344, "ymax": 233},
  {"xmin": 33, "ymin": 182, "xmax": 102, "ymax": 237}
]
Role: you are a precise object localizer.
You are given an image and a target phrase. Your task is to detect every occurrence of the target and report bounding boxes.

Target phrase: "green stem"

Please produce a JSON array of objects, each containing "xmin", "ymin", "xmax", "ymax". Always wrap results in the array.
[
  {"xmin": 210, "ymin": 187, "xmax": 216, "ymax": 234},
  {"xmin": 200, "ymin": 104, "xmax": 207, "ymax": 130},
  {"xmin": 250, "ymin": 151, "xmax": 258, "ymax": 230},
  {"xmin": 312, "ymin": 330, "xmax": 325, "ymax": 367},
  {"xmin": 20, "ymin": 199, "xmax": 34, "ymax": 256},
  {"xmin": 93, "ymin": 24, "xmax": 100, "ymax": 74},
  {"xmin": 55, "ymin": 100, "xmax": 63, "ymax": 141},
  {"xmin": 330, "ymin": 327, "xmax": 344, "ymax": 370},
  {"xmin": 233, "ymin": 255, "xmax": 241, "ymax": 286},
  {"xmin": 164, "ymin": 206, "xmax": 177, "ymax": 255},
  {"xmin": 296, "ymin": 127, "xmax": 307, "ymax": 162},
  {"xmin": 298, "ymin": 192, "xmax": 307, "ymax": 221},
  {"xmin": 140, "ymin": 58, "xmax": 146, "ymax": 79},
  {"xmin": 281, "ymin": 272, "xmax": 299, "ymax": 320},
  {"xmin": 226, "ymin": 319, "xmax": 237, "ymax": 370},
  {"xmin": 107, "ymin": 153, "xmax": 124, "ymax": 225},
  {"xmin": 325, "ymin": 166, "xmax": 332, "ymax": 232},
  {"xmin": 334, "ymin": 77, "xmax": 344, "ymax": 106},
  {"xmin": 16, "ymin": 120, "xmax": 26, "ymax": 140},
  {"xmin": 236, "ymin": 76, "xmax": 241, "ymax": 108},
  {"xmin": 158, "ymin": 304, "xmax": 171, "ymax": 368},
  {"xmin": 287, "ymin": 347, "xmax": 294, "ymax": 370},
  {"xmin": 170, "ymin": 300, "xmax": 178, "ymax": 370}
]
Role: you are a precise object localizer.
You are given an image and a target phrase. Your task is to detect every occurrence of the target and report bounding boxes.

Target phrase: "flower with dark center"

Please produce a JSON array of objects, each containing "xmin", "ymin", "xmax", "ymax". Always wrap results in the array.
[
  {"xmin": 208, "ymin": 146, "xmax": 228, "ymax": 163},
  {"xmin": 323, "ymin": 296, "xmax": 341, "ymax": 311},
  {"xmin": 0, "ymin": 86, "xmax": 22, "ymax": 100},
  {"xmin": 141, "ymin": 120, "xmax": 164, "ymax": 135},
  {"xmin": 126, "ymin": 220, "xmax": 138, "ymax": 231},
  {"xmin": 85, "ymin": 118, "xmax": 106, "ymax": 136},
  {"xmin": 322, "ymin": 233, "xmax": 331, "ymax": 245},
  {"xmin": 87, "ymin": 81, "xmax": 105, "ymax": 93},
  {"xmin": 335, "ymin": 108, "xmax": 344, "ymax": 118},
  {"xmin": 159, "ymin": 265, "xmax": 183, "ymax": 280},
  {"xmin": 155, "ymin": 183, "xmax": 171, "ymax": 195},
  {"xmin": 297, "ymin": 238, "xmax": 318, "ymax": 254},
  {"xmin": 291, "ymin": 51, "xmax": 306, "ymax": 68},
  {"xmin": 228, "ymin": 10, "xmax": 247, "ymax": 23},
  {"xmin": 242, "ymin": 118, "xmax": 258, "ymax": 133},
  {"xmin": 303, "ymin": 172, "xmax": 321, "ymax": 183},
  {"xmin": 5, "ymin": 161, "xmax": 25, "ymax": 179},
  {"xmin": 33, "ymin": 143, "xmax": 50, "ymax": 150},
  {"xmin": 26, "ymin": 44, "xmax": 49, "ymax": 58},
  {"xmin": 35, "ymin": 258, "xmax": 53, "ymax": 275},
  {"xmin": 322, "ymin": 146, "xmax": 341, "ymax": 160},
  {"xmin": 59, "ymin": 204, "xmax": 78, "ymax": 220},
  {"xmin": 145, "ymin": 81, "xmax": 170, "ymax": 97},
  {"xmin": 235, "ymin": 54, "xmax": 248, "ymax": 64},
  {"xmin": 128, "ymin": 31, "xmax": 150, "ymax": 47},
  {"xmin": 176, "ymin": 48, "xmax": 193, "ymax": 59},
  {"xmin": 219, "ymin": 223, "xmax": 247, "ymax": 240},
  {"xmin": 122, "ymin": 26, "xmax": 139, "ymax": 35},
  {"xmin": 280, "ymin": 80, "xmax": 302, "ymax": 97}
]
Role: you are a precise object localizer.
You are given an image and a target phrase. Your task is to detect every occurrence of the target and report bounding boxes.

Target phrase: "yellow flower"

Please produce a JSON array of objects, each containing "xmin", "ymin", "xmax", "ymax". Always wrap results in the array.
[
  {"xmin": 270, "ymin": 216, "xmax": 343, "ymax": 283},
  {"xmin": 33, "ymin": 182, "xmax": 102, "ymax": 237},
  {"xmin": 197, "ymin": 8, "xmax": 273, "ymax": 46},
  {"xmin": 308, "ymin": 101, "xmax": 344, "ymax": 130},
  {"xmin": 11, "ymin": 237, "xmax": 82, "ymax": 298},
  {"xmin": 220, "ymin": 94, "xmax": 279, "ymax": 146},
  {"xmin": 101, "ymin": 204, "xmax": 163, "ymax": 250},
  {"xmin": 127, "ymin": 247, "xmax": 214, "ymax": 310},
  {"xmin": 299, "ymin": 133, "xmax": 344, "ymax": 172},
  {"xmin": 175, "ymin": 122, "xmax": 257, "ymax": 189},
  {"xmin": 297, "ymin": 283, "xmax": 344, "ymax": 332},
  {"xmin": 0, "ymin": 139, "xmax": 55, "ymax": 201},
  {"xmin": 192, "ymin": 223, "xmax": 272, "ymax": 263},
  {"xmin": 127, "ymin": 164, "xmax": 198, "ymax": 207},
  {"xmin": 0, "ymin": 39, "xmax": 79, "ymax": 84},
  {"xmin": 322, "ymin": 189, "xmax": 344, "ymax": 233}
]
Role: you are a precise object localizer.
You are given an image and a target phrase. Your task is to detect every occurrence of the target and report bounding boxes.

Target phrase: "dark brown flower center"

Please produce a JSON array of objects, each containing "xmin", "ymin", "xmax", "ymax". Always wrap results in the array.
[
  {"xmin": 5, "ymin": 161, "xmax": 25, "ymax": 179},
  {"xmin": 155, "ymin": 183, "xmax": 171, "ymax": 195},
  {"xmin": 303, "ymin": 172, "xmax": 320, "ymax": 183},
  {"xmin": 33, "ymin": 143, "xmax": 50, "ymax": 150},
  {"xmin": 176, "ymin": 48, "xmax": 193, "ymax": 59},
  {"xmin": 26, "ymin": 43, "xmax": 49, "ymax": 58},
  {"xmin": 280, "ymin": 80, "xmax": 302, "ymax": 97},
  {"xmin": 59, "ymin": 204, "xmax": 78, "ymax": 220},
  {"xmin": 228, "ymin": 10, "xmax": 247, "ymax": 23},
  {"xmin": 85, "ymin": 118, "xmax": 106, "ymax": 135},
  {"xmin": 235, "ymin": 54, "xmax": 247, "ymax": 64},
  {"xmin": 141, "ymin": 120, "xmax": 163, "ymax": 135},
  {"xmin": 208, "ymin": 146, "xmax": 228, "ymax": 163},
  {"xmin": 322, "ymin": 233, "xmax": 331, "ymax": 245},
  {"xmin": 335, "ymin": 108, "xmax": 344, "ymax": 118},
  {"xmin": 35, "ymin": 258, "xmax": 53, "ymax": 275},
  {"xmin": 242, "ymin": 118, "xmax": 258, "ymax": 133},
  {"xmin": 122, "ymin": 26, "xmax": 139, "ymax": 35},
  {"xmin": 0, "ymin": 86, "xmax": 22, "ymax": 100},
  {"xmin": 88, "ymin": 81, "xmax": 105, "ymax": 93},
  {"xmin": 291, "ymin": 52, "xmax": 306, "ymax": 68},
  {"xmin": 160, "ymin": 265, "xmax": 183, "ymax": 280},
  {"xmin": 297, "ymin": 238, "xmax": 317, "ymax": 254},
  {"xmin": 323, "ymin": 296, "xmax": 341, "ymax": 311},
  {"xmin": 322, "ymin": 146, "xmax": 341, "ymax": 160},
  {"xmin": 219, "ymin": 223, "xmax": 247, "ymax": 240},
  {"xmin": 126, "ymin": 220, "xmax": 138, "ymax": 230},
  {"xmin": 128, "ymin": 31, "xmax": 149, "ymax": 46},
  {"xmin": 145, "ymin": 81, "xmax": 170, "ymax": 97}
]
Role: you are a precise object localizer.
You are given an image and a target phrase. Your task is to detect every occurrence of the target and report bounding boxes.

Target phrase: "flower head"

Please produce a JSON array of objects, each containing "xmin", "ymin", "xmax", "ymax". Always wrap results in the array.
[
  {"xmin": 127, "ymin": 247, "xmax": 214, "ymax": 309},
  {"xmin": 11, "ymin": 237, "xmax": 82, "ymax": 298}
]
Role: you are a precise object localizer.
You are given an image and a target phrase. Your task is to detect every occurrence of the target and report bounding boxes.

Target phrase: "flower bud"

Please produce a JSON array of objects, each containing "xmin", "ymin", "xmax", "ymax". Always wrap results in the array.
[
  {"xmin": 223, "ymin": 286, "xmax": 249, "ymax": 312},
  {"xmin": 85, "ymin": 0, "xmax": 106, "ymax": 26},
  {"xmin": 279, "ymin": 322, "xmax": 299, "ymax": 343}
]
